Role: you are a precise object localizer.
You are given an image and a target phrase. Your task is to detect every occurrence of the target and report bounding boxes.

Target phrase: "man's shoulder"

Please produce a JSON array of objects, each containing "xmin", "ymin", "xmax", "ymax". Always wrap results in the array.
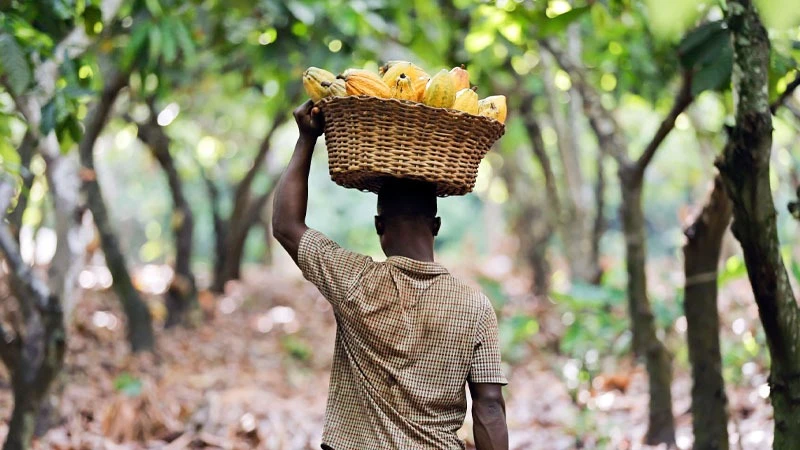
[{"xmin": 438, "ymin": 273, "xmax": 492, "ymax": 308}]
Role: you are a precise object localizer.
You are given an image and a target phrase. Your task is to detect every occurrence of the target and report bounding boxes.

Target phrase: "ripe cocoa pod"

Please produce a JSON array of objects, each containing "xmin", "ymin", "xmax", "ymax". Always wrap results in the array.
[
  {"xmin": 449, "ymin": 65, "xmax": 470, "ymax": 92},
  {"xmin": 390, "ymin": 74, "xmax": 417, "ymax": 101},
  {"xmin": 478, "ymin": 95, "xmax": 507, "ymax": 124},
  {"xmin": 451, "ymin": 88, "xmax": 479, "ymax": 115},
  {"xmin": 339, "ymin": 69, "xmax": 391, "ymax": 98},
  {"xmin": 303, "ymin": 67, "xmax": 337, "ymax": 102},
  {"xmin": 422, "ymin": 69, "xmax": 456, "ymax": 108}
]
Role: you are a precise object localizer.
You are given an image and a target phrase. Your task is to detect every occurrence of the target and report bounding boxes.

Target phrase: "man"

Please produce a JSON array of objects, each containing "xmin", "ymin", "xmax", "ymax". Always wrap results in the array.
[{"xmin": 273, "ymin": 100, "xmax": 508, "ymax": 450}]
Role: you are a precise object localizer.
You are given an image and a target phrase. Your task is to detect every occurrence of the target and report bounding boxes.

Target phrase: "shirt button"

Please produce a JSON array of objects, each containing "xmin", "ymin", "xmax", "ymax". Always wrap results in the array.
[{"xmin": 387, "ymin": 374, "xmax": 397, "ymax": 386}]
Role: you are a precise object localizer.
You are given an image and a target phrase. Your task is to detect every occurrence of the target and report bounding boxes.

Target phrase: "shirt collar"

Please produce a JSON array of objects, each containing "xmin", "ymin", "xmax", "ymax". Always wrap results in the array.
[{"xmin": 386, "ymin": 256, "xmax": 449, "ymax": 276}]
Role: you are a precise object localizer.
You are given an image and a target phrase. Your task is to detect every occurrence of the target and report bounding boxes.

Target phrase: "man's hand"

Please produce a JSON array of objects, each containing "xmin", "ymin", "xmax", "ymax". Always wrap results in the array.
[
  {"xmin": 294, "ymin": 100, "xmax": 325, "ymax": 139},
  {"xmin": 273, "ymin": 101, "xmax": 322, "ymax": 262}
]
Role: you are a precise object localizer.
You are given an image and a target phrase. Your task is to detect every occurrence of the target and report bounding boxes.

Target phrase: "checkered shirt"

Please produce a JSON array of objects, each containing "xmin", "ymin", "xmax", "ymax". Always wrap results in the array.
[{"xmin": 298, "ymin": 229, "xmax": 507, "ymax": 450}]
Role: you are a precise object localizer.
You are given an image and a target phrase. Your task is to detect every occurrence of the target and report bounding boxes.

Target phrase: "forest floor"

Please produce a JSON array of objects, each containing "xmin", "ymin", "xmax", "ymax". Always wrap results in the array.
[{"xmin": 0, "ymin": 262, "xmax": 775, "ymax": 450}]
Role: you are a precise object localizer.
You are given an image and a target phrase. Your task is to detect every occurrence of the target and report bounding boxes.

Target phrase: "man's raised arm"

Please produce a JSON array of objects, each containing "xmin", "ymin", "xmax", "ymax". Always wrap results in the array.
[
  {"xmin": 469, "ymin": 382, "xmax": 508, "ymax": 450},
  {"xmin": 272, "ymin": 101, "xmax": 324, "ymax": 262}
]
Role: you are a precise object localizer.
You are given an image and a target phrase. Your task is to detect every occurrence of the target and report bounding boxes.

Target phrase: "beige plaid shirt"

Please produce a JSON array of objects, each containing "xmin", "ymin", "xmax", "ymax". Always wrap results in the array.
[{"xmin": 298, "ymin": 229, "xmax": 507, "ymax": 450}]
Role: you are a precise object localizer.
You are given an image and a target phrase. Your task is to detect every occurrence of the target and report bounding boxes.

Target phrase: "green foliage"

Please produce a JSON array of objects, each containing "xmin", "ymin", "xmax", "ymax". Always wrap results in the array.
[
  {"xmin": 498, "ymin": 314, "xmax": 539, "ymax": 363},
  {"xmin": 678, "ymin": 20, "xmax": 733, "ymax": 96},
  {"xmin": 281, "ymin": 335, "xmax": 312, "ymax": 362},
  {"xmin": 113, "ymin": 373, "xmax": 143, "ymax": 396},
  {"xmin": 0, "ymin": 33, "xmax": 31, "ymax": 95},
  {"xmin": 552, "ymin": 282, "xmax": 629, "ymax": 358}
]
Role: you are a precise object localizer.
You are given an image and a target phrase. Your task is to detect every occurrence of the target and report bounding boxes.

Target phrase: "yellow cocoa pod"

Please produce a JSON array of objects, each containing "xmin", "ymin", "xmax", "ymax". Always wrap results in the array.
[
  {"xmin": 422, "ymin": 69, "xmax": 456, "ymax": 108},
  {"xmin": 390, "ymin": 74, "xmax": 417, "ymax": 101},
  {"xmin": 478, "ymin": 95, "xmax": 507, "ymax": 124},
  {"xmin": 340, "ymin": 69, "xmax": 391, "ymax": 98},
  {"xmin": 449, "ymin": 65, "xmax": 470, "ymax": 92},
  {"xmin": 303, "ymin": 67, "xmax": 337, "ymax": 102},
  {"xmin": 451, "ymin": 88, "xmax": 479, "ymax": 115},
  {"xmin": 321, "ymin": 78, "xmax": 346, "ymax": 98},
  {"xmin": 382, "ymin": 61, "xmax": 429, "ymax": 101}
]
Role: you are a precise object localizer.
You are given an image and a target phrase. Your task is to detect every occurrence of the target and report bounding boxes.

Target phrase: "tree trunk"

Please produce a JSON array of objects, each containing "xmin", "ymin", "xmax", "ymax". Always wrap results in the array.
[
  {"xmin": 619, "ymin": 169, "xmax": 676, "ymax": 445},
  {"xmin": 211, "ymin": 102, "xmax": 293, "ymax": 292},
  {"xmin": 0, "ymin": 182, "xmax": 66, "ymax": 450},
  {"xmin": 202, "ymin": 171, "xmax": 228, "ymax": 294},
  {"xmin": 218, "ymin": 182, "xmax": 279, "ymax": 286},
  {"xmin": 683, "ymin": 175, "xmax": 732, "ymax": 450},
  {"xmin": 718, "ymin": 2, "xmax": 800, "ymax": 447},
  {"xmin": 539, "ymin": 52, "xmax": 599, "ymax": 283},
  {"xmin": 591, "ymin": 152, "xmax": 606, "ymax": 281},
  {"xmin": 133, "ymin": 108, "xmax": 197, "ymax": 327},
  {"xmin": 79, "ymin": 72, "xmax": 154, "ymax": 352}
]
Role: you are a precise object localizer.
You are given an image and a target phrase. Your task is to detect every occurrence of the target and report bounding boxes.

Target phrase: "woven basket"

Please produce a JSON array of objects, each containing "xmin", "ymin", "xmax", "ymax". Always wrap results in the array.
[{"xmin": 317, "ymin": 96, "xmax": 505, "ymax": 197}]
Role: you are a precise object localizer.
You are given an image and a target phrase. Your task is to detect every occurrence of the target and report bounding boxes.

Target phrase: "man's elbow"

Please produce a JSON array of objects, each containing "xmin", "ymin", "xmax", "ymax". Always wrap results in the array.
[
  {"xmin": 272, "ymin": 216, "xmax": 293, "ymax": 247},
  {"xmin": 473, "ymin": 395, "xmax": 506, "ymax": 419}
]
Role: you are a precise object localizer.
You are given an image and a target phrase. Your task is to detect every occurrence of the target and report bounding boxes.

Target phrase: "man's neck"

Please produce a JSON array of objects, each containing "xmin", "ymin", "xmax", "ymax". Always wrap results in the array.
[{"xmin": 384, "ymin": 243, "xmax": 434, "ymax": 262}]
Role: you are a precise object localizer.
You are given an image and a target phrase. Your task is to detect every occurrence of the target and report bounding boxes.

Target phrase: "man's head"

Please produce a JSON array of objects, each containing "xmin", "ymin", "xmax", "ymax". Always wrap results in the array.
[{"xmin": 375, "ymin": 179, "xmax": 440, "ymax": 256}]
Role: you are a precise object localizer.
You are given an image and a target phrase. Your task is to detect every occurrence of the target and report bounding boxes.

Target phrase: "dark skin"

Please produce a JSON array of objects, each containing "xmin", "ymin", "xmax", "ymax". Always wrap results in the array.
[{"xmin": 272, "ymin": 101, "xmax": 508, "ymax": 450}]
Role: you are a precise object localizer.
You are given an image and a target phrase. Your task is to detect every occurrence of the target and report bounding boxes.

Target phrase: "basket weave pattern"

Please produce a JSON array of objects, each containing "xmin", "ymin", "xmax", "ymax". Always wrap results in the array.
[{"xmin": 318, "ymin": 96, "xmax": 505, "ymax": 197}]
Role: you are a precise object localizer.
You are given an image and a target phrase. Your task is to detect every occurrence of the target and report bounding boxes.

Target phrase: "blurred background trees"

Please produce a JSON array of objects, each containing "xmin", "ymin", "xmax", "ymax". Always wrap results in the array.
[{"xmin": 2, "ymin": 0, "xmax": 800, "ymax": 449}]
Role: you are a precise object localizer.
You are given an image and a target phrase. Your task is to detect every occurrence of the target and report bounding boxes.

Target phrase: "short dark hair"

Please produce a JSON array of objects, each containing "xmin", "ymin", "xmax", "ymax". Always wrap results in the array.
[{"xmin": 377, "ymin": 178, "xmax": 437, "ymax": 218}]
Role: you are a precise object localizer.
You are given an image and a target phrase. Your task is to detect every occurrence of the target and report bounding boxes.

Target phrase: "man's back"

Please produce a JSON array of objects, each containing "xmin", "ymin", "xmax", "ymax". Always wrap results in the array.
[{"xmin": 298, "ymin": 229, "xmax": 506, "ymax": 450}]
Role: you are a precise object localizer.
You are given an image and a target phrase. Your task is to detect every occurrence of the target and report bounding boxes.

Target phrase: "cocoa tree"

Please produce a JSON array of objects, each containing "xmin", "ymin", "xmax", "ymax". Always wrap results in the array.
[
  {"xmin": 126, "ymin": 102, "xmax": 197, "ymax": 327},
  {"xmin": 543, "ymin": 37, "xmax": 695, "ymax": 444},
  {"xmin": 79, "ymin": 70, "xmax": 155, "ymax": 351},
  {"xmin": 682, "ymin": 175, "xmax": 732, "ymax": 450},
  {"xmin": 716, "ymin": 1, "xmax": 800, "ymax": 447},
  {"xmin": 0, "ymin": 181, "xmax": 66, "ymax": 450}
]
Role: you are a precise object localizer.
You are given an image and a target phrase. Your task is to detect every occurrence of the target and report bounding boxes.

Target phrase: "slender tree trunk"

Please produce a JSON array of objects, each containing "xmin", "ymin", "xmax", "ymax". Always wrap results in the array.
[
  {"xmin": 133, "ymin": 108, "xmax": 197, "ymax": 327},
  {"xmin": 619, "ymin": 169, "xmax": 676, "ymax": 445},
  {"xmin": 513, "ymin": 96, "xmax": 558, "ymax": 296},
  {"xmin": 201, "ymin": 170, "xmax": 228, "ymax": 293},
  {"xmin": 0, "ymin": 182, "xmax": 66, "ymax": 450},
  {"xmin": 718, "ymin": 2, "xmax": 800, "ymax": 447},
  {"xmin": 591, "ymin": 151, "xmax": 605, "ymax": 281},
  {"xmin": 683, "ymin": 175, "xmax": 732, "ymax": 450},
  {"xmin": 79, "ymin": 72, "xmax": 154, "ymax": 352},
  {"xmin": 211, "ymin": 102, "xmax": 294, "ymax": 292},
  {"xmin": 539, "ymin": 52, "xmax": 599, "ymax": 283}
]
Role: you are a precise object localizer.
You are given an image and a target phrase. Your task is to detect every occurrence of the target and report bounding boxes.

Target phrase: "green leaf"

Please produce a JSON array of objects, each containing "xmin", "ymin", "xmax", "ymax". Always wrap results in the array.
[
  {"xmin": 144, "ymin": 0, "xmax": 163, "ymax": 17},
  {"xmin": 539, "ymin": 6, "xmax": 592, "ymax": 36},
  {"xmin": 113, "ymin": 373, "xmax": 143, "ymax": 397},
  {"xmin": 690, "ymin": 38, "xmax": 732, "ymax": 96},
  {"xmin": 678, "ymin": 20, "xmax": 729, "ymax": 69},
  {"xmin": 0, "ymin": 137, "xmax": 21, "ymax": 169},
  {"xmin": 160, "ymin": 21, "xmax": 177, "ymax": 64},
  {"xmin": 173, "ymin": 20, "xmax": 196, "ymax": 62},
  {"xmin": 148, "ymin": 23, "xmax": 162, "ymax": 65},
  {"xmin": 121, "ymin": 22, "xmax": 151, "ymax": 70},
  {"xmin": 40, "ymin": 99, "xmax": 57, "ymax": 135},
  {"xmin": 83, "ymin": 5, "xmax": 103, "ymax": 36},
  {"xmin": 0, "ymin": 33, "xmax": 32, "ymax": 95}
]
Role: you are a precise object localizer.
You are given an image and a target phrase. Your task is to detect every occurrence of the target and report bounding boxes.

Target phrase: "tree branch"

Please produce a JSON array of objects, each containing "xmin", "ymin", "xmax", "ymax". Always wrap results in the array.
[
  {"xmin": 540, "ymin": 38, "xmax": 629, "ymax": 165},
  {"xmin": 518, "ymin": 93, "xmax": 563, "ymax": 223},
  {"xmin": 228, "ymin": 86, "xmax": 299, "ymax": 228},
  {"xmin": 8, "ymin": 130, "xmax": 39, "ymax": 240},
  {"xmin": 79, "ymin": 70, "xmax": 128, "ymax": 169},
  {"xmin": 633, "ymin": 70, "xmax": 694, "ymax": 179},
  {"xmin": 0, "ymin": 182, "xmax": 50, "ymax": 313},
  {"xmin": 770, "ymin": 73, "xmax": 800, "ymax": 114}
]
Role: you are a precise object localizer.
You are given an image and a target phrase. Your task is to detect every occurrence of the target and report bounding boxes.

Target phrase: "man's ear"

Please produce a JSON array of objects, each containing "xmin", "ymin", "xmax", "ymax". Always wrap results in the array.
[
  {"xmin": 432, "ymin": 217, "xmax": 441, "ymax": 237},
  {"xmin": 375, "ymin": 215, "xmax": 385, "ymax": 236}
]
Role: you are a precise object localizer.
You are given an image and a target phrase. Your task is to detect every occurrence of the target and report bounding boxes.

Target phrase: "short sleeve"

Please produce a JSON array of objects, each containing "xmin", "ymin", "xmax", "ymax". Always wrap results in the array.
[
  {"xmin": 297, "ymin": 229, "xmax": 372, "ymax": 306},
  {"xmin": 468, "ymin": 302, "xmax": 508, "ymax": 385}
]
